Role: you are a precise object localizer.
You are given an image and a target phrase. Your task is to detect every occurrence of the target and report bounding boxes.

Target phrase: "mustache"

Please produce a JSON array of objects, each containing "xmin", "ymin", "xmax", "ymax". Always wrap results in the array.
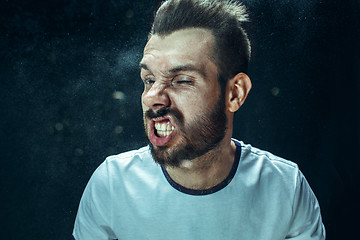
[{"xmin": 145, "ymin": 107, "xmax": 183, "ymax": 123}]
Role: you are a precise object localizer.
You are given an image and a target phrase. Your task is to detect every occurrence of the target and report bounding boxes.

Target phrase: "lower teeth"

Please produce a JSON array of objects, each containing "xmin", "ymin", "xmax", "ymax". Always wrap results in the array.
[{"xmin": 157, "ymin": 130, "xmax": 172, "ymax": 137}]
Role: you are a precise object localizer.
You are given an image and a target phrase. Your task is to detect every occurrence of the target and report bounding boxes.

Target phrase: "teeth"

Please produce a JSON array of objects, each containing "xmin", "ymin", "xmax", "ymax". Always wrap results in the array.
[{"xmin": 155, "ymin": 122, "xmax": 175, "ymax": 136}]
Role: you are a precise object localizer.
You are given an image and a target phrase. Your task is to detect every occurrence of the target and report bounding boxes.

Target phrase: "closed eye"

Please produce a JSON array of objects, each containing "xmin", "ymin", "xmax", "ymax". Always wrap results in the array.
[
  {"xmin": 172, "ymin": 75, "xmax": 193, "ymax": 85},
  {"xmin": 175, "ymin": 80, "xmax": 192, "ymax": 84}
]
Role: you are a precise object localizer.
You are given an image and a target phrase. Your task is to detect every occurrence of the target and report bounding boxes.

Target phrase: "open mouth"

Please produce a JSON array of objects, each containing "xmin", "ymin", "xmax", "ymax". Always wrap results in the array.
[
  {"xmin": 155, "ymin": 121, "xmax": 175, "ymax": 137},
  {"xmin": 149, "ymin": 117, "xmax": 176, "ymax": 146}
]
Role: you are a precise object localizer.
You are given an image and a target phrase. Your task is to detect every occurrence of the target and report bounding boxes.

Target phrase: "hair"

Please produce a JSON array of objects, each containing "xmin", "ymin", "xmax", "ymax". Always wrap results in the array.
[{"xmin": 150, "ymin": 0, "xmax": 251, "ymax": 89}]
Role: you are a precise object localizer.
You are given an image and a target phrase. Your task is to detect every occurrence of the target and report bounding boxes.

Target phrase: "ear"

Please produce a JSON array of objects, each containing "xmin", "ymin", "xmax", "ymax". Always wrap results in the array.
[{"xmin": 226, "ymin": 73, "xmax": 252, "ymax": 113}]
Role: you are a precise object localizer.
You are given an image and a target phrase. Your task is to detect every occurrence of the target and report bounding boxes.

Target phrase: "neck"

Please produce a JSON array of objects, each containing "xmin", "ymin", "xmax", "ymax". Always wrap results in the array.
[{"xmin": 165, "ymin": 138, "xmax": 236, "ymax": 190}]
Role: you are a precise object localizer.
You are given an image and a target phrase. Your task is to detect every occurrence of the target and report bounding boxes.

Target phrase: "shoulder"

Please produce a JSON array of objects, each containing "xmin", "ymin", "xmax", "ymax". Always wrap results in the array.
[
  {"xmin": 105, "ymin": 145, "xmax": 151, "ymax": 167},
  {"xmin": 233, "ymin": 139, "xmax": 303, "ymax": 209},
  {"xmin": 233, "ymin": 139, "xmax": 301, "ymax": 194},
  {"xmin": 89, "ymin": 146, "xmax": 154, "ymax": 185},
  {"xmin": 73, "ymin": 147, "xmax": 153, "ymax": 239},
  {"xmin": 235, "ymin": 139, "xmax": 299, "ymax": 173},
  {"xmin": 233, "ymin": 140, "xmax": 326, "ymax": 238}
]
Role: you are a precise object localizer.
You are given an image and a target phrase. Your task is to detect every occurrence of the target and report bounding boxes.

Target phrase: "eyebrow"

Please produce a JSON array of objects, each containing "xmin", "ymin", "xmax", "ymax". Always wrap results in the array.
[
  {"xmin": 139, "ymin": 62, "xmax": 149, "ymax": 71},
  {"xmin": 139, "ymin": 62, "xmax": 206, "ymax": 78}
]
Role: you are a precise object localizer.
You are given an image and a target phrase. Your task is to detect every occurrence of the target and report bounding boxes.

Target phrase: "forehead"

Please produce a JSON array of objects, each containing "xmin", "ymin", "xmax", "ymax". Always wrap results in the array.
[{"xmin": 141, "ymin": 28, "xmax": 216, "ymax": 73}]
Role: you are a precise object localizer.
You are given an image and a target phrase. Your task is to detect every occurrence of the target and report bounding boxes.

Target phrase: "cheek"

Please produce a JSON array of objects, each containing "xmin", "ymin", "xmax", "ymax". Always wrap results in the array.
[
  {"xmin": 141, "ymin": 91, "xmax": 145, "ymax": 101},
  {"xmin": 177, "ymin": 94, "xmax": 211, "ymax": 119},
  {"xmin": 143, "ymin": 115, "xmax": 150, "ymax": 134},
  {"xmin": 141, "ymin": 93, "xmax": 148, "ymax": 110}
]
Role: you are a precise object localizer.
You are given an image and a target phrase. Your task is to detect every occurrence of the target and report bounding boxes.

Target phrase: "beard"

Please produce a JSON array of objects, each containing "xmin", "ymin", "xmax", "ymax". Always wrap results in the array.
[{"xmin": 144, "ymin": 93, "xmax": 227, "ymax": 167}]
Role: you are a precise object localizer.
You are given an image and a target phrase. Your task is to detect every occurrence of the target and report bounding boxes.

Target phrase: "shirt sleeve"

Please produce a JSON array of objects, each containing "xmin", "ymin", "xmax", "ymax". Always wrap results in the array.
[
  {"xmin": 73, "ymin": 161, "xmax": 117, "ymax": 240},
  {"xmin": 286, "ymin": 169, "xmax": 326, "ymax": 239}
]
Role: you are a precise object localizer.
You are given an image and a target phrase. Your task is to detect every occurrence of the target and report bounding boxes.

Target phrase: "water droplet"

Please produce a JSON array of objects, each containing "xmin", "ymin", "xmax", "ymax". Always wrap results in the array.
[
  {"xmin": 271, "ymin": 87, "xmax": 280, "ymax": 96},
  {"xmin": 112, "ymin": 91, "xmax": 125, "ymax": 100},
  {"xmin": 114, "ymin": 126, "xmax": 123, "ymax": 134},
  {"xmin": 55, "ymin": 122, "xmax": 64, "ymax": 131}
]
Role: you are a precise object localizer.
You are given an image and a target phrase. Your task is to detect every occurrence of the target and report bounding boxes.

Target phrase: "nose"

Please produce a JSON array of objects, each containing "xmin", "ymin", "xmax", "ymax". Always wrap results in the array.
[{"xmin": 142, "ymin": 81, "xmax": 170, "ymax": 110}]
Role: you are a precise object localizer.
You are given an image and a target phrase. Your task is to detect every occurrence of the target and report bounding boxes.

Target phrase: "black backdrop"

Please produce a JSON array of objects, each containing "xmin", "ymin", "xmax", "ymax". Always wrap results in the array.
[{"xmin": 1, "ymin": 0, "xmax": 359, "ymax": 239}]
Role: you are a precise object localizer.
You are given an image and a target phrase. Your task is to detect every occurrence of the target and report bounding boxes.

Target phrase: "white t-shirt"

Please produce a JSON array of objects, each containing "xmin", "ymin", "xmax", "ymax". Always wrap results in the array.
[{"xmin": 73, "ymin": 139, "xmax": 326, "ymax": 240}]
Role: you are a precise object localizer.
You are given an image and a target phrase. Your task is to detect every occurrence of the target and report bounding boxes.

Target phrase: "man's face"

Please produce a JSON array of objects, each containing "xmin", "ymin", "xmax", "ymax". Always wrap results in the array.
[{"xmin": 140, "ymin": 28, "xmax": 227, "ymax": 167}]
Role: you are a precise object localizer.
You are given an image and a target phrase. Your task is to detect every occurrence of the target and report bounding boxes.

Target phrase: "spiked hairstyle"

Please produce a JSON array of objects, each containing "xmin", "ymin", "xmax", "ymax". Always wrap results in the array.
[{"xmin": 150, "ymin": 0, "xmax": 251, "ymax": 89}]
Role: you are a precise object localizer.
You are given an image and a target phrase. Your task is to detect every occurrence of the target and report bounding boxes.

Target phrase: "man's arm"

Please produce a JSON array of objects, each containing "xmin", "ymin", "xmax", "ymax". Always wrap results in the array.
[
  {"xmin": 73, "ymin": 162, "xmax": 116, "ymax": 240},
  {"xmin": 286, "ymin": 170, "xmax": 326, "ymax": 239}
]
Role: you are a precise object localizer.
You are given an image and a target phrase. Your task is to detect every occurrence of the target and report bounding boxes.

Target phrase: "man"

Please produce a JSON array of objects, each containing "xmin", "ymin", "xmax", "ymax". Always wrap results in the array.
[{"xmin": 73, "ymin": 0, "xmax": 326, "ymax": 239}]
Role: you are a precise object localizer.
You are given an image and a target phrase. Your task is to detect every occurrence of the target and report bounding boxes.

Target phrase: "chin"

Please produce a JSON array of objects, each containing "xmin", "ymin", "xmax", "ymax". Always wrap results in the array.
[{"xmin": 149, "ymin": 142, "xmax": 182, "ymax": 167}]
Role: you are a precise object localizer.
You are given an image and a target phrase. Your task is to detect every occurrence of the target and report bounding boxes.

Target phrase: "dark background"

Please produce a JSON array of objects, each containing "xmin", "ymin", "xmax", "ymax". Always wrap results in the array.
[{"xmin": 1, "ymin": 0, "xmax": 359, "ymax": 239}]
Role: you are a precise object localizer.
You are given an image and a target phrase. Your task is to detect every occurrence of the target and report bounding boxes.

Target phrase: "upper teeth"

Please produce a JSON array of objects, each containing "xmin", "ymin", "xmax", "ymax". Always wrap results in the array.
[{"xmin": 155, "ymin": 122, "xmax": 175, "ymax": 136}]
